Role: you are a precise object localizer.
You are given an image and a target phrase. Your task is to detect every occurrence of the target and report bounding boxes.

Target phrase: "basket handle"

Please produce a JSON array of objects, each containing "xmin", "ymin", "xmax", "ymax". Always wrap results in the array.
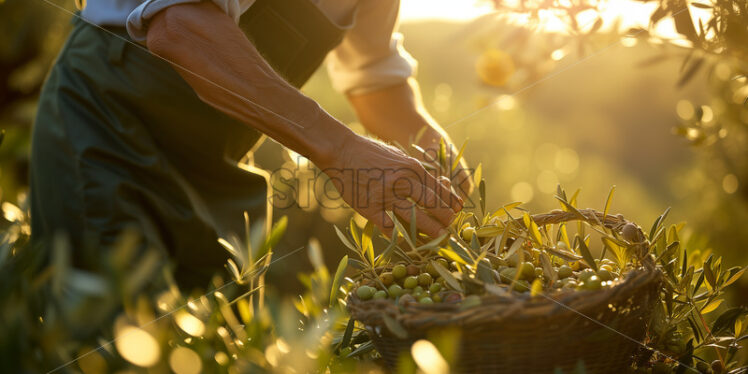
[{"xmin": 528, "ymin": 208, "xmax": 653, "ymax": 267}]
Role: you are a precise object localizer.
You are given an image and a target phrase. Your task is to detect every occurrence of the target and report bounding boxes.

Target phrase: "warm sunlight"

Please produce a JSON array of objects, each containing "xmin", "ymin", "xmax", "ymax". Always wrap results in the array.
[{"xmin": 400, "ymin": 0, "xmax": 709, "ymax": 42}]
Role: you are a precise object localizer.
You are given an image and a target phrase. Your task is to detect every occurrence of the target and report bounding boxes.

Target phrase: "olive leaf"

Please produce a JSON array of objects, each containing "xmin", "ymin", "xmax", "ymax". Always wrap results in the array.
[
  {"xmin": 722, "ymin": 266, "xmax": 746, "ymax": 288},
  {"xmin": 330, "ymin": 255, "xmax": 348, "ymax": 307},
  {"xmin": 362, "ymin": 221, "xmax": 375, "ymax": 265},
  {"xmin": 451, "ymin": 140, "xmax": 467, "ymax": 173},
  {"xmin": 711, "ymin": 307, "xmax": 748, "ymax": 336},
  {"xmin": 577, "ymin": 234, "xmax": 598, "ymax": 272},
  {"xmin": 603, "ymin": 185, "xmax": 615, "ymax": 218},
  {"xmin": 432, "ymin": 262, "xmax": 464, "ymax": 293},
  {"xmin": 701, "ymin": 299, "xmax": 723, "ymax": 314},
  {"xmin": 348, "ymin": 341, "xmax": 376, "ymax": 357},
  {"xmin": 350, "ymin": 218, "xmax": 362, "ymax": 249},
  {"xmin": 335, "ymin": 226, "xmax": 357, "ymax": 251},
  {"xmin": 340, "ymin": 317, "xmax": 355, "ymax": 349}
]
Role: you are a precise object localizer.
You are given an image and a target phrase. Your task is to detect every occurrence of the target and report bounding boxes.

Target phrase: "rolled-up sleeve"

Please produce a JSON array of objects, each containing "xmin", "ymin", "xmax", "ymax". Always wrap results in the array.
[
  {"xmin": 126, "ymin": 0, "xmax": 245, "ymax": 42},
  {"xmin": 326, "ymin": 0, "xmax": 417, "ymax": 94}
]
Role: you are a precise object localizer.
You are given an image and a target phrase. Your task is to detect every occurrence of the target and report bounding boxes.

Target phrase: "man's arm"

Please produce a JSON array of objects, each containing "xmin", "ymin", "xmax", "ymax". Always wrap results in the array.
[
  {"xmin": 347, "ymin": 79, "xmax": 475, "ymax": 197},
  {"xmin": 145, "ymin": 2, "xmax": 462, "ymax": 236}
]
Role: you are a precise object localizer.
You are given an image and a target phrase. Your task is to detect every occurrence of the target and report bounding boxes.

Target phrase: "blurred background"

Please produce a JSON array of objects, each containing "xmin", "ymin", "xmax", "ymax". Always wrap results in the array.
[{"xmin": 0, "ymin": 0, "xmax": 745, "ymax": 304}]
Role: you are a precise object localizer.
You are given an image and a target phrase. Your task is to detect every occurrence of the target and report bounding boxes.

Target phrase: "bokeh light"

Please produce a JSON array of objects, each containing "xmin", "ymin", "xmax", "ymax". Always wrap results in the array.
[
  {"xmin": 175, "ymin": 310, "xmax": 205, "ymax": 337},
  {"xmin": 114, "ymin": 324, "xmax": 160, "ymax": 367},
  {"xmin": 510, "ymin": 182, "xmax": 534, "ymax": 202},
  {"xmin": 169, "ymin": 346, "xmax": 202, "ymax": 374},
  {"xmin": 722, "ymin": 174, "xmax": 738, "ymax": 194},
  {"xmin": 411, "ymin": 339, "xmax": 449, "ymax": 374}
]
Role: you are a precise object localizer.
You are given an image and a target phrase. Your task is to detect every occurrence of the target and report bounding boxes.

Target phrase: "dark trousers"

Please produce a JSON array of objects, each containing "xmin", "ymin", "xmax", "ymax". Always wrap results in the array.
[{"xmin": 30, "ymin": 17, "xmax": 269, "ymax": 287}]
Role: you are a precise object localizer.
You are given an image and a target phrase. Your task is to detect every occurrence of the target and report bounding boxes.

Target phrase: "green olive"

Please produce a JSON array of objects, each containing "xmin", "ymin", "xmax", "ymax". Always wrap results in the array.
[
  {"xmin": 519, "ymin": 262, "xmax": 536, "ymax": 280},
  {"xmin": 403, "ymin": 276, "xmax": 418, "ymax": 289},
  {"xmin": 388, "ymin": 284, "xmax": 404, "ymax": 298},
  {"xmin": 432, "ymin": 294, "xmax": 442, "ymax": 303},
  {"xmin": 499, "ymin": 268, "xmax": 517, "ymax": 284},
  {"xmin": 380, "ymin": 272, "xmax": 394, "ymax": 286},
  {"xmin": 462, "ymin": 227, "xmax": 475, "ymax": 241},
  {"xmin": 419, "ymin": 296, "xmax": 434, "ymax": 304},
  {"xmin": 392, "ymin": 264, "xmax": 407, "ymax": 279},
  {"xmin": 512, "ymin": 280, "xmax": 530, "ymax": 292},
  {"xmin": 436, "ymin": 258, "xmax": 449, "ymax": 270},
  {"xmin": 418, "ymin": 273, "xmax": 432, "ymax": 287},
  {"xmin": 406, "ymin": 264, "xmax": 420, "ymax": 276},
  {"xmin": 373, "ymin": 290, "xmax": 387, "ymax": 300},
  {"xmin": 534, "ymin": 267, "xmax": 544, "ymax": 277},
  {"xmin": 578, "ymin": 269, "xmax": 596, "ymax": 282},
  {"xmin": 424, "ymin": 262, "xmax": 439, "ymax": 277},
  {"xmin": 557, "ymin": 265, "xmax": 573, "ymax": 279},
  {"xmin": 356, "ymin": 286, "xmax": 375, "ymax": 300},
  {"xmin": 429, "ymin": 283, "xmax": 442, "ymax": 293},
  {"xmin": 597, "ymin": 268, "xmax": 613, "ymax": 281},
  {"xmin": 581, "ymin": 275, "xmax": 602, "ymax": 290}
]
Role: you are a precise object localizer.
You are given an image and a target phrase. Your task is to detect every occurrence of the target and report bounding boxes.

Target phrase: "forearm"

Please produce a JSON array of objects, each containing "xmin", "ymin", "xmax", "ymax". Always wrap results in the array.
[
  {"xmin": 146, "ymin": 2, "xmax": 352, "ymax": 166},
  {"xmin": 347, "ymin": 78, "xmax": 448, "ymax": 149}
]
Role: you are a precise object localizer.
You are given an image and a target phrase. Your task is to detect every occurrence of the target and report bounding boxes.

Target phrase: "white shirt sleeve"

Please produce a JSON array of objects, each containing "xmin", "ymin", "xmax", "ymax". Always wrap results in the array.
[
  {"xmin": 126, "ymin": 0, "xmax": 245, "ymax": 42},
  {"xmin": 326, "ymin": 0, "xmax": 417, "ymax": 94}
]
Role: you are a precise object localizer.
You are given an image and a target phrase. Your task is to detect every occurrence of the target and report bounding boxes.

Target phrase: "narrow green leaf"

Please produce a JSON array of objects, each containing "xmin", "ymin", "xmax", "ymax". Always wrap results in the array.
[
  {"xmin": 335, "ymin": 226, "xmax": 357, "ymax": 251},
  {"xmin": 341, "ymin": 318, "xmax": 355, "ymax": 348},
  {"xmin": 577, "ymin": 234, "xmax": 598, "ymax": 272},
  {"xmin": 362, "ymin": 221, "xmax": 375, "ymax": 265},
  {"xmin": 603, "ymin": 186, "xmax": 615, "ymax": 218},
  {"xmin": 649, "ymin": 207, "xmax": 671, "ymax": 240},
  {"xmin": 386, "ymin": 211, "xmax": 415, "ymax": 249},
  {"xmin": 432, "ymin": 262, "xmax": 464, "ymax": 293},
  {"xmin": 723, "ymin": 267, "xmax": 746, "ymax": 288},
  {"xmin": 451, "ymin": 140, "xmax": 468, "ymax": 172},
  {"xmin": 261, "ymin": 216, "xmax": 287, "ymax": 256},
  {"xmin": 479, "ymin": 180, "xmax": 486, "ymax": 216},
  {"xmin": 473, "ymin": 163, "xmax": 482, "ymax": 188},
  {"xmin": 330, "ymin": 255, "xmax": 348, "ymax": 307},
  {"xmin": 350, "ymin": 219, "xmax": 362, "ymax": 249},
  {"xmin": 348, "ymin": 341, "xmax": 376, "ymax": 357}
]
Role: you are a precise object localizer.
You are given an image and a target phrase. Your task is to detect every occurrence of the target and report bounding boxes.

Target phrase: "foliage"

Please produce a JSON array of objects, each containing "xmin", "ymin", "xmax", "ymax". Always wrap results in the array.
[{"xmin": 0, "ymin": 194, "xmax": 373, "ymax": 373}]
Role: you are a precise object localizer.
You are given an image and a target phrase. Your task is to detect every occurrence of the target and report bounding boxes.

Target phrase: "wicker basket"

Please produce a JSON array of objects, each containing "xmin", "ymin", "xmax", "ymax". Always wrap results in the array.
[{"xmin": 348, "ymin": 209, "xmax": 661, "ymax": 374}]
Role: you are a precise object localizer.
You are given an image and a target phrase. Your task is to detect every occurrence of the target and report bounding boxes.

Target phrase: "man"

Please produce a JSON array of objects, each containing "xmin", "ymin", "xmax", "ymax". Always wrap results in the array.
[{"xmin": 30, "ymin": 0, "xmax": 472, "ymax": 285}]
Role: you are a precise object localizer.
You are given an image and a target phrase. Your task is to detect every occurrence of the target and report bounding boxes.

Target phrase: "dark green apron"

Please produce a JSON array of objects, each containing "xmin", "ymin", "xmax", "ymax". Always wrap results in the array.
[{"xmin": 29, "ymin": 0, "xmax": 352, "ymax": 287}]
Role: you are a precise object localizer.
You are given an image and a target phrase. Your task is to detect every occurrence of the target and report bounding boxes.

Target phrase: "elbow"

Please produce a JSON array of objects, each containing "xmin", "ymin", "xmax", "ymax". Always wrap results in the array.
[{"xmin": 145, "ymin": 5, "xmax": 191, "ymax": 58}]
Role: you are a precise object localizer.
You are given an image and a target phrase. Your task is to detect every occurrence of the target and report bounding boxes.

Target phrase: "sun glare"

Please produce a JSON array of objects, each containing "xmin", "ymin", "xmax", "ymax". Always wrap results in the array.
[{"xmin": 400, "ymin": 0, "xmax": 711, "ymax": 42}]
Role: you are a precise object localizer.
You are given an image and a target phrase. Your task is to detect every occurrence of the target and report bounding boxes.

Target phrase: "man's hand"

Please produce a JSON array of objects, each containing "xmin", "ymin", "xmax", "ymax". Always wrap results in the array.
[
  {"xmin": 347, "ymin": 79, "xmax": 474, "ymax": 199},
  {"xmin": 318, "ymin": 134, "xmax": 463, "ymax": 238}
]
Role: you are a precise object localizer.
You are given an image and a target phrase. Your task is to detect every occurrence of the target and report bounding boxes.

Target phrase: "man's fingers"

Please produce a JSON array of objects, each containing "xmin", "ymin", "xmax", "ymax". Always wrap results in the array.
[
  {"xmin": 393, "ymin": 204, "xmax": 445, "ymax": 239},
  {"xmin": 424, "ymin": 171, "xmax": 463, "ymax": 213},
  {"xmin": 413, "ymin": 186, "xmax": 456, "ymax": 227}
]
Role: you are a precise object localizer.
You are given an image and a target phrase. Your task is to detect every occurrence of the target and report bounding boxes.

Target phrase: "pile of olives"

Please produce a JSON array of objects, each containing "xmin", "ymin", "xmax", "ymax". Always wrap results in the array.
[
  {"xmin": 354, "ymin": 261, "xmax": 463, "ymax": 305},
  {"xmin": 353, "ymin": 240, "xmax": 624, "ymax": 305}
]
